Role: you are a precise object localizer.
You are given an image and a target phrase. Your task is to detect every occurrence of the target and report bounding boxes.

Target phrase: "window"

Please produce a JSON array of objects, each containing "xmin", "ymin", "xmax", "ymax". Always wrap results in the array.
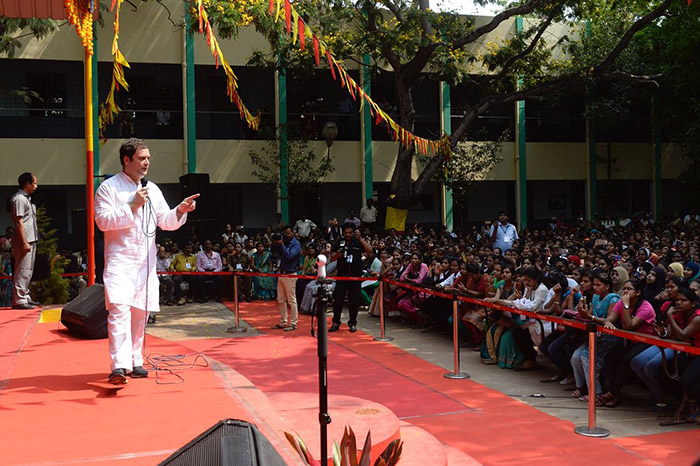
[
  {"xmin": 195, "ymin": 65, "xmax": 274, "ymax": 140},
  {"xmin": 0, "ymin": 59, "xmax": 84, "ymax": 138},
  {"xmin": 451, "ymin": 79, "xmax": 515, "ymax": 142},
  {"xmin": 98, "ymin": 62, "xmax": 183, "ymax": 139},
  {"xmin": 287, "ymin": 69, "xmax": 361, "ymax": 141},
  {"xmin": 526, "ymin": 93, "xmax": 585, "ymax": 142}
]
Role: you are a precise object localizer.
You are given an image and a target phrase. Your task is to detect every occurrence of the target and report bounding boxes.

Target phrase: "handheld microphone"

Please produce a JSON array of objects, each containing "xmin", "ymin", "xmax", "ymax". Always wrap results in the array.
[
  {"xmin": 317, "ymin": 254, "xmax": 327, "ymax": 279},
  {"xmin": 141, "ymin": 176, "xmax": 148, "ymax": 188}
]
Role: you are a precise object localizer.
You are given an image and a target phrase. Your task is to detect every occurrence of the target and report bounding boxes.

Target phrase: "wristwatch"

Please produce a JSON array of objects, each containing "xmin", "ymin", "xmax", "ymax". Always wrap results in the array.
[{"xmin": 623, "ymin": 304, "xmax": 630, "ymax": 309}]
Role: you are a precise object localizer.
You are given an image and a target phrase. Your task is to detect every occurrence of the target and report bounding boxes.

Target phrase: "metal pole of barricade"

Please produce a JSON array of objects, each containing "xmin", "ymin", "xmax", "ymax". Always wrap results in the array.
[
  {"xmin": 444, "ymin": 293, "xmax": 469, "ymax": 379},
  {"xmin": 227, "ymin": 272, "xmax": 247, "ymax": 333},
  {"xmin": 574, "ymin": 322, "xmax": 609, "ymax": 437},
  {"xmin": 374, "ymin": 279, "xmax": 393, "ymax": 342}
]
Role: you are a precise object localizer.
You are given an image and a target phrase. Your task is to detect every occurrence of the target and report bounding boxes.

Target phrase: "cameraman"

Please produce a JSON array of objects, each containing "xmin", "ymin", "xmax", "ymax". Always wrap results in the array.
[
  {"xmin": 271, "ymin": 227, "xmax": 301, "ymax": 331},
  {"xmin": 329, "ymin": 222, "xmax": 372, "ymax": 333}
]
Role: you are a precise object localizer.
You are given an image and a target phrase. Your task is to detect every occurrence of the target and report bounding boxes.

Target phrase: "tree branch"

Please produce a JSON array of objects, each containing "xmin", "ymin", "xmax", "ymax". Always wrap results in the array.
[
  {"xmin": 485, "ymin": 6, "xmax": 560, "ymax": 84},
  {"xmin": 600, "ymin": 70, "xmax": 663, "ymax": 85},
  {"xmin": 366, "ymin": 1, "xmax": 402, "ymax": 72},
  {"xmin": 596, "ymin": 0, "xmax": 677, "ymax": 72},
  {"xmin": 452, "ymin": 0, "xmax": 542, "ymax": 49},
  {"xmin": 379, "ymin": 0, "xmax": 404, "ymax": 22},
  {"xmin": 450, "ymin": 0, "xmax": 677, "ymax": 144}
]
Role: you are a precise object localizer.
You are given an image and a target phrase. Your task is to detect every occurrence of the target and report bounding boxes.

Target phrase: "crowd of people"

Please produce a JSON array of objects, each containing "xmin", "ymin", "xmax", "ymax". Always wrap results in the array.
[
  {"xmin": 3, "ymin": 199, "xmax": 700, "ymax": 418},
  {"xmin": 148, "ymin": 208, "xmax": 700, "ymax": 419}
]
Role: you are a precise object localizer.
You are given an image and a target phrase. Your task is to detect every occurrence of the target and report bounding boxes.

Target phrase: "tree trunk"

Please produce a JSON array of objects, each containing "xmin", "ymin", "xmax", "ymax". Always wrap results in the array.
[{"xmin": 388, "ymin": 73, "xmax": 417, "ymax": 210}]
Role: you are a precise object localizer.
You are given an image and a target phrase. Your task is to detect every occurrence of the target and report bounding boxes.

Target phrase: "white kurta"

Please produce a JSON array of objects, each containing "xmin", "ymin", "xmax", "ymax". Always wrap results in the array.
[{"xmin": 95, "ymin": 172, "xmax": 186, "ymax": 313}]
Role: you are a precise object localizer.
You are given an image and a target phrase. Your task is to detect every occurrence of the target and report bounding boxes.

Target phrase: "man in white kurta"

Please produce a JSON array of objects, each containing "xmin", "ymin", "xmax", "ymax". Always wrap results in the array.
[{"xmin": 95, "ymin": 138, "xmax": 197, "ymax": 384}]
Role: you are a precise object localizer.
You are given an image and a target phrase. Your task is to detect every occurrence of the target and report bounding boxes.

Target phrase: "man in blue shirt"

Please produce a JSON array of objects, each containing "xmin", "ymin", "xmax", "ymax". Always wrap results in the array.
[
  {"xmin": 271, "ymin": 227, "xmax": 301, "ymax": 331},
  {"xmin": 489, "ymin": 210, "xmax": 519, "ymax": 254}
]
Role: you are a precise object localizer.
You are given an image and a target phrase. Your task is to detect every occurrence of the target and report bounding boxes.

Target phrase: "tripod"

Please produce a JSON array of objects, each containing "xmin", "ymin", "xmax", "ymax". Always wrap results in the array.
[{"xmin": 314, "ymin": 278, "xmax": 332, "ymax": 463}]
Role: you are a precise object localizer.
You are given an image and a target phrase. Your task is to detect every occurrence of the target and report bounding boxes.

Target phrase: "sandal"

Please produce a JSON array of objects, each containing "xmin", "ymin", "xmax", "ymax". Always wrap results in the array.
[
  {"xmin": 571, "ymin": 388, "xmax": 586, "ymax": 398},
  {"xmin": 605, "ymin": 395, "xmax": 621, "ymax": 408},
  {"xmin": 271, "ymin": 323, "xmax": 286, "ymax": 329},
  {"xmin": 597, "ymin": 392, "xmax": 615, "ymax": 404},
  {"xmin": 595, "ymin": 395, "xmax": 607, "ymax": 407},
  {"xmin": 579, "ymin": 395, "xmax": 589, "ymax": 402}
]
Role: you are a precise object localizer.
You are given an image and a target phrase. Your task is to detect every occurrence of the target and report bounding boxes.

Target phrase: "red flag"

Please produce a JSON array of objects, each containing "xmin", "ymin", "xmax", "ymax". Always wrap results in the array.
[
  {"xmin": 313, "ymin": 36, "xmax": 320, "ymax": 65},
  {"xmin": 269, "ymin": 0, "xmax": 274, "ymax": 14},
  {"xmin": 298, "ymin": 18, "xmax": 305, "ymax": 51},
  {"xmin": 284, "ymin": 0, "xmax": 292, "ymax": 34},
  {"xmin": 327, "ymin": 51, "xmax": 336, "ymax": 80}
]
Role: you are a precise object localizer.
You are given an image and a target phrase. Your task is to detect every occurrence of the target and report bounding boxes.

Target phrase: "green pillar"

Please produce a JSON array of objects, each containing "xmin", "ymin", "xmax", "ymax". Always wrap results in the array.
[
  {"xmin": 515, "ymin": 16, "xmax": 527, "ymax": 230},
  {"xmin": 585, "ymin": 20, "xmax": 596, "ymax": 221},
  {"xmin": 652, "ymin": 95, "xmax": 662, "ymax": 219},
  {"xmin": 92, "ymin": 19, "xmax": 100, "ymax": 191},
  {"xmin": 277, "ymin": 63, "xmax": 289, "ymax": 224},
  {"xmin": 185, "ymin": 6, "xmax": 197, "ymax": 173},
  {"xmin": 361, "ymin": 53, "xmax": 373, "ymax": 204},
  {"xmin": 440, "ymin": 82, "xmax": 453, "ymax": 230}
]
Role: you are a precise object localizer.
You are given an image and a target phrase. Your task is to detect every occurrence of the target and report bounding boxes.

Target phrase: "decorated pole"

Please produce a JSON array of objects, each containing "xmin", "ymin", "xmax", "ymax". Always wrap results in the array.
[
  {"xmin": 85, "ymin": 45, "xmax": 95, "ymax": 286},
  {"xmin": 65, "ymin": 0, "xmax": 97, "ymax": 286}
]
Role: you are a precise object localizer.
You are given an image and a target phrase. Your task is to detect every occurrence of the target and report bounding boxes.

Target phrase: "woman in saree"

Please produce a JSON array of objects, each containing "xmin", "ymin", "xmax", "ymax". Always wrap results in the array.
[{"xmin": 251, "ymin": 242, "xmax": 276, "ymax": 300}]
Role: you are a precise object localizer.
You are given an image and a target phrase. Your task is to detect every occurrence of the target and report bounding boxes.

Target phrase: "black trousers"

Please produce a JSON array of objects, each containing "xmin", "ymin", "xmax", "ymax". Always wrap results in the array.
[
  {"xmin": 605, "ymin": 341, "xmax": 650, "ymax": 395},
  {"xmin": 332, "ymin": 280, "xmax": 361, "ymax": 326},
  {"xmin": 512, "ymin": 326, "xmax": 537, "ymax": 361},
  {"xmin": 196, "ymin": 276, "xmax": 222, "ymax": 300},
  {"xmin": 681, "ymin": 356, "xmax": 700, "ymax": 401}
]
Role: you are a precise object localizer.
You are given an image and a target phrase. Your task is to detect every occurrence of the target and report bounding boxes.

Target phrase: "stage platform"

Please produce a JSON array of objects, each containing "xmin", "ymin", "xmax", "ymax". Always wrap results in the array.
[{"xmin": 1, "ymin": 302, "xmax": 698, "ymax": 465}]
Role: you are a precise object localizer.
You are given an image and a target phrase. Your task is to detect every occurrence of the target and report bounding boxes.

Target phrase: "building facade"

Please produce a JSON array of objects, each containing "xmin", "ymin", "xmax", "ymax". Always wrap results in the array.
[{"xmin": 0, "ymin": 1, "xmax": 686, "ymax": 248}]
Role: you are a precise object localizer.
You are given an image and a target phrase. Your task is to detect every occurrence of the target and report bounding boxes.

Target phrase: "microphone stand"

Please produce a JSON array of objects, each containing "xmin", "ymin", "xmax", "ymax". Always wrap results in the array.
[{"xmin": 314, "ymin": 256, "xmax": 331, "ymax": 463}]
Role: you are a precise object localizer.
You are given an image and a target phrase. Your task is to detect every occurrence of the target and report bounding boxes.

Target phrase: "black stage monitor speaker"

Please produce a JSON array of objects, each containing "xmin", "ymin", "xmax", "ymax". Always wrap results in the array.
[
  {"xmin": 159, "ymin": 419, "xmax": 286, "ymax": 466},
  {"xmin": 60, "ymin": 284, "xmax": 108, "ymax": 339},
  {"xmin": 180, "ymin": 173, "xmax": 211, "ymax": 220}
]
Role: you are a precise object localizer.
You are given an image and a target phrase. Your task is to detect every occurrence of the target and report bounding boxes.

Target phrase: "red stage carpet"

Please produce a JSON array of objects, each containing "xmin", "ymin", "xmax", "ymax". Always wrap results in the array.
[
  {"xmin": 0, "ymin": 318, "xmax": 296, "ymax": 466},
  {"xmin": 190, "ymin": 300, "xmax": 700, "ymax": 466},
  {"xmin": 2, "ymin": 301, "xmax": 698, "ymax": 465}
]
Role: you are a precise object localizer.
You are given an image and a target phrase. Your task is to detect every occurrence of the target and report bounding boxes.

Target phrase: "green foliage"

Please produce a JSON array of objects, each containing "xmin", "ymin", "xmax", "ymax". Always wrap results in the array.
[
  {"xmin": 249, "ymin": 124, "xmax": 336, "ymax": 200},
  {"xmin": 9, "ymin": 88, "xmax": 44, "ymax": 105},
  {"xmin": 30, "ymin": 206, "xmax": 69, "ymax": 305},
  {"xmin": 0, "ymin": 17, "xmax": 59, "ymax": 58},
  {"xmin": 285, "ymin": 425, "xmax": 402, "ymax": 466},
  {"xmin": 427, "ymin": 137, "xmax": 505, "ymax": 203}
]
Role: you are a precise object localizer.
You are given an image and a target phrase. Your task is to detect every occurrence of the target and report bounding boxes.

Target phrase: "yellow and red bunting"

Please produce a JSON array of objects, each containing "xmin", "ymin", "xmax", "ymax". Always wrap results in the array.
[
  {"xmin": 260, "ymin": 0, "xmax": 446, "ymax": 157},
  {"xmin": 64, "ymin": 0, "xmax": 94, "ymax": 55},
  {"xmin": 97, "ymin": 0, "xmax": 129, "ymax": 143},
  {"xmin": 196, "ymin": 0, "xmax": 261, "ymax": 131}
]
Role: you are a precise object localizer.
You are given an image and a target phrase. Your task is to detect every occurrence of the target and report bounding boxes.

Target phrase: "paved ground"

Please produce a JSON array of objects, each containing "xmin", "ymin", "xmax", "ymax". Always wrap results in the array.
[{"xmin": 146, "ymin": 301, "xmax": 698, "ymax": 440}]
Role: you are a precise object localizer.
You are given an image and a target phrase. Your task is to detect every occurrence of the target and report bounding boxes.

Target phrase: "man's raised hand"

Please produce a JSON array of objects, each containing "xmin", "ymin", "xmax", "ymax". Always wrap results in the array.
[{"xmin": 177, "ymin": 193, "xmax": 200, "ymax": 215}]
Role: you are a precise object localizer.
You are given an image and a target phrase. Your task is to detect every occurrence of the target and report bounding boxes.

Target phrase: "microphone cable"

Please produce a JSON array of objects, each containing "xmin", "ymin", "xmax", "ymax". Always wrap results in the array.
[
  {"xmin": 137, "ymin": 180, "xmax": 207, "ymax": 384},
  {"xmin": 139, "ymin": 179, "xmax": 158, "ymax": 371}
]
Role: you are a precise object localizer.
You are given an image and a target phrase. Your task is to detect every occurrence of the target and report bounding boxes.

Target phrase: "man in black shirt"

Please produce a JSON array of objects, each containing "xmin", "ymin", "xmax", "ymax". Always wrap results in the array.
[{"xmin": 329, "ymin": 222, "xmax": 372, "ymax": 333}]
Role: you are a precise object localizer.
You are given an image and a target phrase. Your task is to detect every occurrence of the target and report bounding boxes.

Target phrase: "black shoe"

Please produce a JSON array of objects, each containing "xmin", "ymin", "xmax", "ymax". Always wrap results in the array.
[
  {"xmin": 28, "ymin": 300, "xmax": 41, "ymax": 306},
  {"xmin": 12, "ymin": 303, "xmax": 34, "ymax": 310},
  {"xmin": 328, "ymin": 323, "xmax": 340, "ymax": 332},
  {"xmin": 108, "ymin": 368, "xmax": 128, "ymax": 385},
  {"xmin": 349, "ymin": 324, "xmax": 357, "ymax": 333},
  {"xmin": 147, "ymin": 315, "xmax": 156, "ymax": 324},
  {"xmin": 130, "ymin": 366, "xmax": 148, "ymax": 378}
]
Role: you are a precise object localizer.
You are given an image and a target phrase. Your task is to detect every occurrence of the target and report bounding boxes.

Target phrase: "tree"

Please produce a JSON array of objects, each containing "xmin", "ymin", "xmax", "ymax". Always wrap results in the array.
[
  {"xmin": 30, "ymin": 206, "xmax": 69, "ymax": 305},
  {"xmin": 198, "ymin": 0, "xmax": 684, "ymax": 226},
  {"xmin": 0, "ymin": 17, "xmax": 58, "ymax": 58},
  {"xmin": 248, "ymin": 123, "xmax": 337, "ymax": 202}
]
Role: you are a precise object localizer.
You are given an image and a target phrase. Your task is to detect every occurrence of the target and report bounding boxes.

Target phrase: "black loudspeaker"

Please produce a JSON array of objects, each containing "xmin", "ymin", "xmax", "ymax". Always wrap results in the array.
[
  {"xmin": 159, "ymin": 419, "xmax": 286, "ymax": 466},
  {"xmin": 60, "ymin": 284, "xmax": 108, "ymax": 339},
  {"xmin": 31, "ymin": 253, "xmax": 50, "ymax": 281},
  {"xmin": 180, "ymin": 173, "xmax": 211, "ymax": 220}
]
